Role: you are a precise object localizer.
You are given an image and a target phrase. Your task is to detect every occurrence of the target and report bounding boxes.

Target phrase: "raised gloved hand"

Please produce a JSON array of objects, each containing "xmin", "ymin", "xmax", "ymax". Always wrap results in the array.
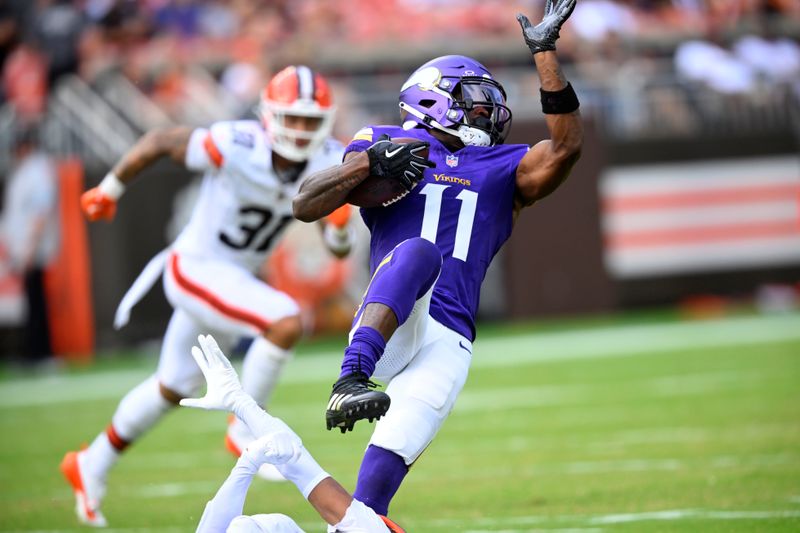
[
  {"xmin": 180, "ymin": 334, "xmax": 249, "ymax": 412},
  {"xmin": 80, "ymin": 172, "xmax": 126, "ymax": 222},
  {"xmin": 80, "ymin": 188, "xmax": 117, "ymax": 222},
  {"xmin": 366, "ymin": 134, "xmax": 434, "ymax": 192},
  {"xmin": 181, "ymin": 334, "xmax": 303, "ymax": 449},
  {"xmin": 517, "ymin": 0, "xmax": 577, "ymax": 55}
]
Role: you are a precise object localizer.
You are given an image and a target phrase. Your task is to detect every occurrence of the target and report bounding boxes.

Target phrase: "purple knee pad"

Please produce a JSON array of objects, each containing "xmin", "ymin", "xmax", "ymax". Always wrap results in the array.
[{"xmin": 340, "ymin": 238, "xmax": 441, "ymax": 379}]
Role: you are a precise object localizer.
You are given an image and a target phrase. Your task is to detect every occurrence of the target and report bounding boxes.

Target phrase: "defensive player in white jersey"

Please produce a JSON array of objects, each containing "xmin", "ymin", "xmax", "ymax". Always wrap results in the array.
[
  {"xmin": 61, "ymin": 65, "xmax": 352, "ymax": 527},
  {"xmin": 184, "ymin": 334, "xmax": 405, "ymax": 533}
]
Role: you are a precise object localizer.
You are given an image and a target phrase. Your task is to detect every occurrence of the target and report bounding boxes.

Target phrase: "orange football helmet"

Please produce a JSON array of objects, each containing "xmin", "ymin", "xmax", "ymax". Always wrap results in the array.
[{"xmin": 259, "ymin": 65, "xmax": 336, "ymax": 162}]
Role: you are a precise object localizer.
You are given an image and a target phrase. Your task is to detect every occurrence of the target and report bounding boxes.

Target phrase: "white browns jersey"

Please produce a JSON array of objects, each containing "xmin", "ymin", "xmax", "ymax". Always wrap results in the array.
[{"xmin": 179, "ymin": 119, "xmax": 344, "ymax": 273}]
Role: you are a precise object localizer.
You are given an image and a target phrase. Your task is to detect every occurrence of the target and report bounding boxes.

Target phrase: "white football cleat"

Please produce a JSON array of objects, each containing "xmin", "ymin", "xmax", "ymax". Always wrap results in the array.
[
  {"xmin": 60, "ymin": 450, "xmax": 108, "ymax": 527},
  {"xmin": 225, "ymin": 417, "xmax": 287, "ymax": 482}
]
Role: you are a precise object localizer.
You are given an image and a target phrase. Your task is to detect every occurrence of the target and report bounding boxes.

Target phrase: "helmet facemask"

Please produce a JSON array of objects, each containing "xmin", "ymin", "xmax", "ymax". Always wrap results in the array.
[
  {"xmin": 260, "ymin": 100, "xmax": 335, "ymax": 162},
  {"xmin": 448, "ymin": 77, "xmax": 512, "ymax": 147},
  {"xmin": 398, "ymin": 55, "xmax": 513, "ymax": 147}
]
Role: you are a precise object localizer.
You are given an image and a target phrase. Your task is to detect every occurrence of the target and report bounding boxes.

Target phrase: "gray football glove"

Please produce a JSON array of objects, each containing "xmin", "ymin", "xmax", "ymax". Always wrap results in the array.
[{"xmin": 517, "ymin": 0, "xmax": 577, "ymax": 54}]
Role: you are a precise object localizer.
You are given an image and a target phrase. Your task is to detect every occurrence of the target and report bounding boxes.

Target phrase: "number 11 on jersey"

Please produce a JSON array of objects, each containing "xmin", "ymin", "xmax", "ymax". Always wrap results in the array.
[{"xmin": 419, "ymin": 183, "xmax": 478, "ymax": 262}]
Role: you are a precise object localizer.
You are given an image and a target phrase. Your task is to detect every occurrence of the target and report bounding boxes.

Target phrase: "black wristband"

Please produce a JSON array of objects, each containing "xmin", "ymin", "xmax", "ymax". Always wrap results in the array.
[{"xmin": 540, "ymin": 82, "xmax": 580, "ymax": 114}]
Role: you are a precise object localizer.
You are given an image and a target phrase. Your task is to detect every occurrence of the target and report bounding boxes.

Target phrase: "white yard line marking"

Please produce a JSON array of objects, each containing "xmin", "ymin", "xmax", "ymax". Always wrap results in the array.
[
  {"xmin": 24, "ymin": 529, "xmax": 187, "ymax": 533},
  {"xmin": 589, "ymin": 509, "xmax": 800, "ymax": 524},
  {"xmin": 128, "ymin": 481, "xmax": 219, "ymax": 498},
  {"xmin": 471, "ymin": 313, "xmax": 800, "ymax": 368},
  {"xmin": 408, "ymin": 453, "xmax": 797, "ymax": 482},
  {"xmin": 465, "ymin": 529, "xmax": 603, "ymax": 533},
  {"xmin": 0, "ymin": 369, "xmax": 152, "ymax": 408},
  {"xmin": 19, "ymin": 507, "xmax": 800, "ymax": 532},
  {"xmin": 430, "ymin": 508, "xmax": 800, "ymax": 529},
  {"xmin": 1, "ymin": 313, "xmax": 797, "ymax": 408},
  {"xmin": 120, "ymin": 451, "xmax": 231, "ymax": 469}
]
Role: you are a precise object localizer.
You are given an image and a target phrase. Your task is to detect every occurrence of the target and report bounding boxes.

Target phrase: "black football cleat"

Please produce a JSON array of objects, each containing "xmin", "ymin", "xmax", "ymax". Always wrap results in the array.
[{"xmin": 326, "ymin": 372, "xmax": 390, "ymax": 433}]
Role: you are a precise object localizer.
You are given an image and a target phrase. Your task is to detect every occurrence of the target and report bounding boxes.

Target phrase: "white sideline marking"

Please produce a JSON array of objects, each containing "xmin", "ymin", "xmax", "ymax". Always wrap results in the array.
[{"xmin": 1, "ymin": 313, "xmax": 798, "ymax": 408}]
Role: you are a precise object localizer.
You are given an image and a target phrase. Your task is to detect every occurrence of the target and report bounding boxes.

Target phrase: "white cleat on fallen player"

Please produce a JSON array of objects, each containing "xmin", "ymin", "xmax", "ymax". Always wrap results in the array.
[
  {"xmin": 225, "ymin": 417, "xmax": 287, "ymax": 482},
  {"xmin": 60, "ymin": 450, "xmax": 108, "ymax": 527}
]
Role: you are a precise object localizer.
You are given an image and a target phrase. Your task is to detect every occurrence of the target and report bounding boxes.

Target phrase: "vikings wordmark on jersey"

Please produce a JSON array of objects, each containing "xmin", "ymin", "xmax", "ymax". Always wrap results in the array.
[{"xmin": 345, "ymin": 125, "xmax": 528, "ymax": 341}]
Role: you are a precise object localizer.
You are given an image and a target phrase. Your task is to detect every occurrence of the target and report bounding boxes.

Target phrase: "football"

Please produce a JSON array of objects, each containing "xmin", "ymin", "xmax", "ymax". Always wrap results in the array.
[{"xmin": 345, "ymin": 138, "xmax": 429, "ymax": 208}]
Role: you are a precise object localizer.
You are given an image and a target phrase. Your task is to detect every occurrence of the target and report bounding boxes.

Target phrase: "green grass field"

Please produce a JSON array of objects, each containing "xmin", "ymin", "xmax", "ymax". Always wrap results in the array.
[{"xmin": 1, "ymin": 311, "xmax": 799, "ymax": 532}]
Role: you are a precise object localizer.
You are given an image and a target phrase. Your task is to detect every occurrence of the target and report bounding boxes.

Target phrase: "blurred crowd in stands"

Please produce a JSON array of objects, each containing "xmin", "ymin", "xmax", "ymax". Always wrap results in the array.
[{"xmin": 1, "ymin": 0, "xmax": 798, "ymax": 124}]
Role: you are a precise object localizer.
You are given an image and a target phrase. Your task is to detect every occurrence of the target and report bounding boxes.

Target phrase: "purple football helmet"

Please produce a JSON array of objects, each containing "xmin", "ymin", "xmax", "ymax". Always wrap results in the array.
[{"xmin": 398, "ymin": 55, "xmax": 512, "ymax": 147}]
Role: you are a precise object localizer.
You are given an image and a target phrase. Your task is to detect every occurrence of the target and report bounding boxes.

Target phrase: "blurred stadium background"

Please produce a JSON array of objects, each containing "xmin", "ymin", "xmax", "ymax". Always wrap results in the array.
[{"xmin": 0, "ymin": 0, "xmax": 799, "ymax": 531}]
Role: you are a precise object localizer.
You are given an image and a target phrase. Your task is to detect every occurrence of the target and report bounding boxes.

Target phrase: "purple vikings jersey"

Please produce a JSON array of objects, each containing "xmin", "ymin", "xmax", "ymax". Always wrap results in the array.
[{"xmin": 345, "ymin": 125, "xmax": 529, "ymax": 341}]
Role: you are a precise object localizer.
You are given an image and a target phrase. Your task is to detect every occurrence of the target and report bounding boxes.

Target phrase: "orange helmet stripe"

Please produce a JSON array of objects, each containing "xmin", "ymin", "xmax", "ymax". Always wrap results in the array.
[
  {"xmin": 266, "ymin": 66, "xmax": 300, "ymax": 104},
  {"xmin": 265, "ymin": 65, "xmax": 332, "ymax": 108}
]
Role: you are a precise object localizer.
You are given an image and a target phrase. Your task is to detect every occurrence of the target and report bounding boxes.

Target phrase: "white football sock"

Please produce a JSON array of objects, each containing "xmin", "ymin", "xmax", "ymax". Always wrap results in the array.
[
  {"xmin": 113, "ymin": 375, "xmax": 173, "ymax": 440},
  {"xmin": 241, "ymin": 337, "xmax": 293, "ymax": 409},
  {"xmin": 84, "ymin": 375, "xmax": 172, "ymax": 480},
  {"xmin": 83, "ymin": 432, "xmax": 118, "ymax": 482}
]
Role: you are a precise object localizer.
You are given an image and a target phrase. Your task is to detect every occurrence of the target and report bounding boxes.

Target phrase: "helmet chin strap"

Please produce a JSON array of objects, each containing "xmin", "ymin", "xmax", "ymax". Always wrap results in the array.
[{"xmin": 399, "ymin": 102, "xmax": 492, "ymax": 147}]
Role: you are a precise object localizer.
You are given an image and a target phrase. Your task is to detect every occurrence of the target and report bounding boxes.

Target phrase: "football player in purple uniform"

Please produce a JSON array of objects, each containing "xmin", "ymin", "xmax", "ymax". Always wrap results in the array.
[{"xmin": 293, "ymin": 1, "xmax": 581, "ymax": 517}]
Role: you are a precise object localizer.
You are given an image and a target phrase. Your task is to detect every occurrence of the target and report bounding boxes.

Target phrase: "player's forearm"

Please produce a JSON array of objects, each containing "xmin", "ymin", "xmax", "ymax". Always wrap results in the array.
[
  {"xmin": 534, "ymin": 52, "xmax": 583, "ymax": 159},
  {"xmin": 232, "ymin": 395, "xmax": 281, "ymax": 438},
  {"xmin": 195, "ymin": 461, "xmax": 255, "ymax": 533},
  {"xmin": 515, "ymin": 52, "xmax": 583, "ymax": 207},
  {"xmin": 232, "ymin": 399, "xmax": 335, "ymax": 508},
  {"xmin": 111, "ymin": 126, "xmax": 192, "ymax": 183},
  {"xmin": 306, "ymin": 477, "xmax": 354, "ymax": 526},
  {"xmin": 293, "ymin": 153, "xmax": 370, "ymax": 222},
  {"xmin": 534, "ymin": 51, "xmax": 568, "ymax": 91}
]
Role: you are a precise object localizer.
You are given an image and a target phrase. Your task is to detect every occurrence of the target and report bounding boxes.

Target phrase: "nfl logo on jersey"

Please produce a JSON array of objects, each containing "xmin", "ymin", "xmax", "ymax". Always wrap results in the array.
[{"xmin": 446, "ymin": 154, "xmax": 459, "ymax": 168}]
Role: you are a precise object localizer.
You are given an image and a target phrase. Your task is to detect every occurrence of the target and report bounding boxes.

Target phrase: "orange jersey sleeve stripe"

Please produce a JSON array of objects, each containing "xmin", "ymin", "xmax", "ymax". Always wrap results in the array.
[
  {"xmin": 203, "ymin": 133, "xmax": 224, "ymax": 167},
  {"xmin": 168, "ymin": 254, "xmax": 271, "ymax": 333}
]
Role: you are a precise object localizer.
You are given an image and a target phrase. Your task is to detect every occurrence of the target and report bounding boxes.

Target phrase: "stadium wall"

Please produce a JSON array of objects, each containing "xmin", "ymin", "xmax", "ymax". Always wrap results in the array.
[{"xmin": 501, "ymin": 119, "xmax": 800, "ymax": 319}]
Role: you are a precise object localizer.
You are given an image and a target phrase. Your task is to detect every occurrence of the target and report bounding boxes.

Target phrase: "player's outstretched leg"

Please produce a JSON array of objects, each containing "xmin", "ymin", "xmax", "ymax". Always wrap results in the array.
[
  {"xmin": 61, "ymin": 375, "xmax": 173, "ymax": 526},
  {"xmin": 326, "ymin": 237, "xmax": 441, "ymax": 433}
]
